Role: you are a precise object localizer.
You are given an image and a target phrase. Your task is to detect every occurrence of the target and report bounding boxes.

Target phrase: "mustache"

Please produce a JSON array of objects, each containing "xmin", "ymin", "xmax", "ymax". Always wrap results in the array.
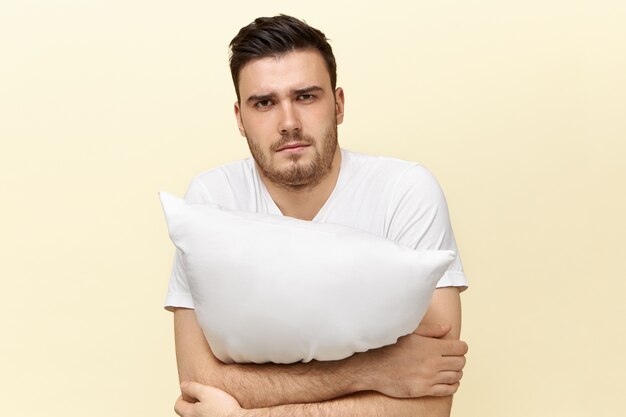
[{"xmin": 270, "ymin": 132, "xmax": 314, "ymax": 152}]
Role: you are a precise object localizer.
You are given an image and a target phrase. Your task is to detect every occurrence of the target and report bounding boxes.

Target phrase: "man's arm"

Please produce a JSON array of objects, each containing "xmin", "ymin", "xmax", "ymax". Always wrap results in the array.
[
  {"xmin": 175, "ymin": 287, "xmax": 464, "ymax": 417},
  {"xmin": 174, "ymin": 287, "xmax": 465, "ymax": 410},
  {"xmin": 254, "ymin": 392, "xmax": 452, "ymax": 417},
  {"xmin": 177, "ymin": 384, "xmax": 453, "ymax": 417}
]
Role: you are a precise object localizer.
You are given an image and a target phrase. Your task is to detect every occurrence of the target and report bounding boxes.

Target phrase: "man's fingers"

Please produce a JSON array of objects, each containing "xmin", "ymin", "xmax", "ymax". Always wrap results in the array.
[
  {"xmin": 174, "ymin": 395, "xmax": 192, "ymax": 417},
  {"xmin": 442, "ymin": 339, "xmax": 468, "ymax": 356},
  {"xmin": 180, "ymin": 381, "xmax": 211, "ymax": 402},
  {"xmin": 440, "ymin": 355, "xmax": 466, "ymax": 372},
  {"xmin": 179, "ymin": 381, "xmax": 241, "ymax": 409},
  {"xmin": 413, "ymin": 322, "xmax": 451, "ymax": 338},
  {"xmin": 435, "ymin": 370, "xmax": 463, "ymax": 385},
  {"xmin": 429, "ymin": 382, "xmax": 460, "ymax": 397}
]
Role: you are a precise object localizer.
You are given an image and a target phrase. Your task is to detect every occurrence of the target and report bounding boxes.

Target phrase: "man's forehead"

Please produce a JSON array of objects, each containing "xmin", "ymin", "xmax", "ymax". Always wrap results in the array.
[{"xmin": 238, "ymin": 49, "xmax": 332, "ymax": 97}]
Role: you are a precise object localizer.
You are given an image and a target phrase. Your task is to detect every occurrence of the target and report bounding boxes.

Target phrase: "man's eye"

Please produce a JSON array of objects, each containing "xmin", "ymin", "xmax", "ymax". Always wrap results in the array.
[
  {"xmin": 298, "ymin": 94, "xmax": 315, "ymax": 101},
  {"xmin": 255, "ymin": 100, "xmax": 273, "ymax": 108}
]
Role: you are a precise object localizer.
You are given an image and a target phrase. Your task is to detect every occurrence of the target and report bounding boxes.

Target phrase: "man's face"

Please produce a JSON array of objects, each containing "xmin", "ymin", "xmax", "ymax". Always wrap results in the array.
[{"xmin": 234, "ymin": 49, "xmax": 344, "ymax": 189}]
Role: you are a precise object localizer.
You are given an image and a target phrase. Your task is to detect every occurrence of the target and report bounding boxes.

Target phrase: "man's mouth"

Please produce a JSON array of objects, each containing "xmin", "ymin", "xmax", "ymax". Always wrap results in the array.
[{"xmin": 276, "ymin": 142, "xmax": 310, "ymax": 152}]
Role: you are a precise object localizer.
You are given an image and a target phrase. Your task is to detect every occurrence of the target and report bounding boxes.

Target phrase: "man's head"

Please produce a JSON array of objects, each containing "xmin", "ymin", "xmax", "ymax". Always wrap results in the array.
[
  {"xmin": 229, "ymin": 15, "xmax": 344, "ymax": 190},
  {"xmin": 229, "ymin": 14, "xmax": 337, "ymax": 102}
]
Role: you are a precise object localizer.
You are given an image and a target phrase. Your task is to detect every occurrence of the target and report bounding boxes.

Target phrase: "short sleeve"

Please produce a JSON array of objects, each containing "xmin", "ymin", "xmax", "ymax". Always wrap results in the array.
[
  {"xmin": 385, "ymin": 165, "xmax": 468, "ymax": 291},
  {"xmin": 163, "ymin": 178, "xmax": 213, "ymax": 311},
  {"xmin": 164, "ymin": 249, "xmax": 194, "ymax": 311}
]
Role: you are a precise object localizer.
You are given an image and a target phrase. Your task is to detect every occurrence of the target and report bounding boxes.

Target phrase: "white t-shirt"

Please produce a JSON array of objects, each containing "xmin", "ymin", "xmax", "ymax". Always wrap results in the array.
[{"xmin": 165, "ymin": 148, "xmax": 468, "ymax": 309}]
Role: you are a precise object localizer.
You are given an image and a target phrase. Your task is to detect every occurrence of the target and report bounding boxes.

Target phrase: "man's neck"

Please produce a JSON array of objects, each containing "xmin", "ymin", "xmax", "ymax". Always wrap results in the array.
[{"xmin": 259, "ymin": 148, "xmax": 342, "ymax": 221}]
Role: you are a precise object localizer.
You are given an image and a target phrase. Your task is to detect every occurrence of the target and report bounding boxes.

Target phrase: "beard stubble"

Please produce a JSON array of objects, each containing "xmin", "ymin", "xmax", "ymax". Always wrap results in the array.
[{"xmin": 246, "ymin": 124, "xmax": 338, "ymax": 190}]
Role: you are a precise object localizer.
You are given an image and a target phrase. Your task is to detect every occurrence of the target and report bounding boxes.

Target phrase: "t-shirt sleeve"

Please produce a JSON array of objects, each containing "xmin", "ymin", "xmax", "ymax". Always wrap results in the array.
[
  {"xmin": 164, "ymin": 249, "xmax": 194, "ymax": 311},
  {"xmin": 163, "ymin": 178, "xmax": 212, "ymax": 311},
  {"xmin": 386, "ymin": 165, "xmax": 468, "ymax": 290}
]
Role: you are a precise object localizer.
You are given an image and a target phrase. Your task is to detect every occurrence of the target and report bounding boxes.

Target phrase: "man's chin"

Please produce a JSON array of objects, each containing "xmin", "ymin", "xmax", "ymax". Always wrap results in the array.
[{"xmin": 265, "ymin": 162, "xmax": 320, "ymax": 187}]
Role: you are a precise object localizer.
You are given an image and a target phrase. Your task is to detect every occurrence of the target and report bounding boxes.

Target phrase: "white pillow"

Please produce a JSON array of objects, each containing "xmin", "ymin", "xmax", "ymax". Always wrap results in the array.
[{"xmin": 159, "ymin": 192, "xmax": 454, "ymax": 364}]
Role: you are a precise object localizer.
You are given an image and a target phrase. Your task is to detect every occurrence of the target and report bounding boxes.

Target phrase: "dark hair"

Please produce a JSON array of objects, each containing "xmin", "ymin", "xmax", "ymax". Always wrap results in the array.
[{"xmin": 229, "ymin": 14, "xmax": 337, "ymax": 101}]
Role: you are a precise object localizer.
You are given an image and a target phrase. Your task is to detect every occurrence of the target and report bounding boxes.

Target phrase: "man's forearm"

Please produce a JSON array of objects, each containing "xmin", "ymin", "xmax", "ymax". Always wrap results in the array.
[
  {"xmin": 210, "ymin": 356, "xmax": 365, "ymax": 408},
  {"xmin": 241, "ymin": 392, "xmax": 453, "ymax": 417},
  {"xmin": 191, "ymin": 328, "xmax": 462, "ymax": 409}
]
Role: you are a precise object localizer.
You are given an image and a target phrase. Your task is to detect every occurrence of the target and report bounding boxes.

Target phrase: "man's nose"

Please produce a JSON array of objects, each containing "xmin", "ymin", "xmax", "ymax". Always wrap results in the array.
[{"xmin": 277, "ymin": 102, "xmax": 301, "ymax": 135}]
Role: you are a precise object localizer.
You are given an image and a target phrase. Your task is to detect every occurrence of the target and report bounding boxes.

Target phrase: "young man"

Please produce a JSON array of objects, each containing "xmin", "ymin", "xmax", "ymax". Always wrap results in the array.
[{"xmin": 167, "ymin": 15, "xmax": 469, "ymax": 417}]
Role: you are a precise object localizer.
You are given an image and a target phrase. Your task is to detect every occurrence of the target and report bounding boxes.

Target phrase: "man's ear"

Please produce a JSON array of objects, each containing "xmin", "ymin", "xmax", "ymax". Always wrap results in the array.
[
  {"xmin": 234, "ymin": 101, "xmax": 246, "ymax": 137},
  {"xmin": 334, "ymin": 87, "xmax": 345, "ymax": 125}
]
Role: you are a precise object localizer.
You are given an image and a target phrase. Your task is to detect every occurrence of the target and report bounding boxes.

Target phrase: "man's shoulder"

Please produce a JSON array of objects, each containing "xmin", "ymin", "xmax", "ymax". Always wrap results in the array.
[
  {"xmin": 184, "ymin": 157, "xmax": 256, "ymax": 205},
  {"xmin": 342, "ymin": 149, "xmax": 435, "ymax": 185},
  {"xmin": 191, "ymin": 157, "xmax": 254, "ymax": 186},
  {"xmin": 340, "ymin": 149, "xmax": 446, "ymax": 212}
]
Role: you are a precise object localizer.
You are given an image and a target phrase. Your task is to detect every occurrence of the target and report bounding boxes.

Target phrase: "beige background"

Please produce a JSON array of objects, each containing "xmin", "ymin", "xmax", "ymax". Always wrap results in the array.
[{"xmin": 1, "ymin": 1, "xmax": 624, "ymax": 416}]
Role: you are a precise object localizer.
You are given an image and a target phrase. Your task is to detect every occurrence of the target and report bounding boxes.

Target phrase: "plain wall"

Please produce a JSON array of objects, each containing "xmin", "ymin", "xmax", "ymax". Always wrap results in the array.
[{"xmin": 1, "ymin": 1, "xmax": 624, "ymax": 416}]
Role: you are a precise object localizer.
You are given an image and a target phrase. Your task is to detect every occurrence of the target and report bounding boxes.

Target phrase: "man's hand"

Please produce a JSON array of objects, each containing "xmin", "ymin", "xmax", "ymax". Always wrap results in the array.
[
  {"xmin": 175, "ymin": 381, "xmax": 243, "ymax": 417},
  {"xmin": 355, "ymin": 321, "xmax": 467, "ymax": 398}
]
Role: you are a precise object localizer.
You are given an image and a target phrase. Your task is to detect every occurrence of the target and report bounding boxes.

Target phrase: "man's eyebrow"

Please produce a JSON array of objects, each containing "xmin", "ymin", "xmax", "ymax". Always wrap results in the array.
[
  {"xmin": 294, "ymin": 86, "xmax": 323, "ymax": 95},
  {"xmin": 246, "ymin": 93, "xmax": 275, "ymax": 104}
]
